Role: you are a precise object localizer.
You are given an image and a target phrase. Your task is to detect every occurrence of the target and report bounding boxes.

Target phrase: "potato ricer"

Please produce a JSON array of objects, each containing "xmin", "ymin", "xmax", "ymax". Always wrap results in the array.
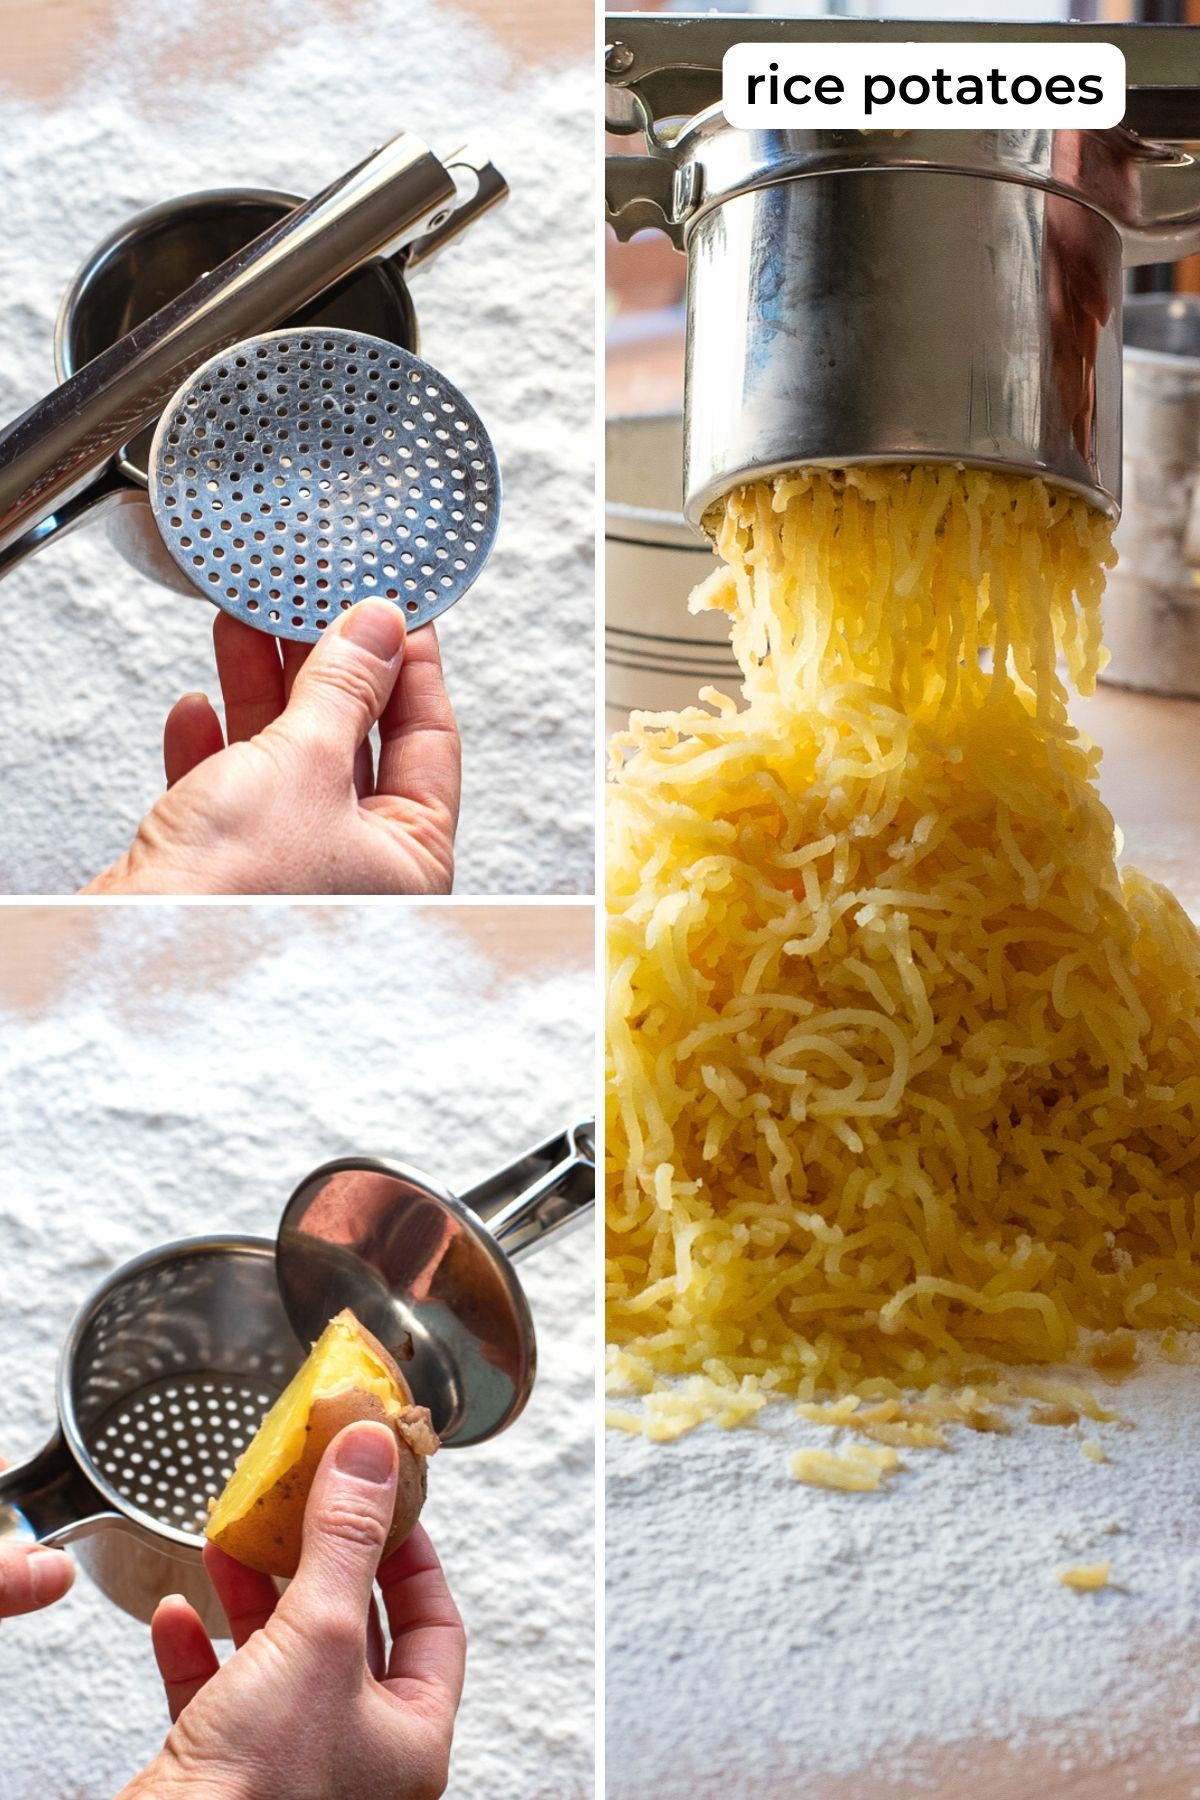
[
  {"xmin": 0, "ymin": 131, "xmax": 505, "ymax": 640},
  {"xmin": 606, "ymin": 13, "xmax": 1200, "ymax": 527},
  {"xmin": 0, "ymin": 1121, "xmax": 594, "ymax": 1635}
]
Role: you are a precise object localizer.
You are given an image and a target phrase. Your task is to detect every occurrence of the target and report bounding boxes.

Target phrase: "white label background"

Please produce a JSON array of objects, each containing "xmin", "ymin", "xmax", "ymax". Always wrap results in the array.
[{"xmin": 722, "ymin": 42, "xmax": 1127, "ymax": 131}]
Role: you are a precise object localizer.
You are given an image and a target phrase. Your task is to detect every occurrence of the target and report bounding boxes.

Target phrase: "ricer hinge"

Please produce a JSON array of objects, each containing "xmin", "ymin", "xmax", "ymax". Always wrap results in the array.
[{"xmin": 604, "ymin": 15, "xmax": 1200, "ymax": 144}]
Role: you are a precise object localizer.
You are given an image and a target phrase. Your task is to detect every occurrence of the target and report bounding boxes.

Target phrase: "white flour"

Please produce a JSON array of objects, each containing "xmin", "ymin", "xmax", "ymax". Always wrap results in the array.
[
  {"xmin": 606, "ymin": 1350, "xmax": 1200, "ymax": 1797},
  {"xmin": 0, "ymin": 904, "xmax": 594, "ymax": 1800},
  {"xmin": 0, "ymin": 0, "xmax": 592, "ymax": 895}
]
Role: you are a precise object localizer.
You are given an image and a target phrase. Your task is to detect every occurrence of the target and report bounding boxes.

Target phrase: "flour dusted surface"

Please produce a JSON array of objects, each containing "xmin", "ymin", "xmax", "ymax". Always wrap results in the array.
[
  {"xmin": 0, "ymin": 906, "xmax": 594, "ymax": 1800},
  {"xmin": 0, "ymin": 0, "xmax": 592, "ymax": 895},
  {"xmin": 606, "ymin": 1348, "xmax": 1200, "ymax": 1797}
]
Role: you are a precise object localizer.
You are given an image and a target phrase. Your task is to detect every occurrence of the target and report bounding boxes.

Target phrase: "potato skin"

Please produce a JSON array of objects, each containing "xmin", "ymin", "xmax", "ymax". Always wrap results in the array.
[{"xmin": 209, "ymin": 1329, "xmax": 435, "ymax": 1579}]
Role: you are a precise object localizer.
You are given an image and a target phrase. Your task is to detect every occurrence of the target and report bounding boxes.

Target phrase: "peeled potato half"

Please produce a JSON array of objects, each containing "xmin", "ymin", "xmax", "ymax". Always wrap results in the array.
[{"xmin": 206, "ymin": 1307, "xmax": 438, "ymax": 1577}]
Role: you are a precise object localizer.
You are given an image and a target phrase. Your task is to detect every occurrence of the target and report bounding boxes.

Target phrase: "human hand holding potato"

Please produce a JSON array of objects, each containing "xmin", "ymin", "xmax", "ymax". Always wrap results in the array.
[
  {"xmin": 206, "ymin": 1308, "xmax": 438, "ymax": 1577},
  {"xmin": 120, "ymin": 1421, "xmax": 466, "ymax": 1800}
]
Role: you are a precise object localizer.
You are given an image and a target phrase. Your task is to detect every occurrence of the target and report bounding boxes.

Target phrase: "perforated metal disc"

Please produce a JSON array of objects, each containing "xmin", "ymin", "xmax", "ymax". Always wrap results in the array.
[
  {"xmin": 148, "ymin": 329, "xmax": 501, "ymax": 644},
  {"xmin": 88, "ymin": 1371, "xmax": 280, "ymax": 1536}
]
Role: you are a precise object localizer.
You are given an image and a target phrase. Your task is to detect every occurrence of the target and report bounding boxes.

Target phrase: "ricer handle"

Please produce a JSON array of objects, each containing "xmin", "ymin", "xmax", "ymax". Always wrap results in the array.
[
  {"xmin": 0, "ymin": 1430, "xmax": 116, "ymax": 1546},
  {"xmin": 404, "ymin": 147, "xmax": 508, "ymax": 273},
  {"xmin": 0, "ymin": 462, "xmax": 137, "ymax": 579},
  {"xmin": 461, "ymin": 1120, "xmax": 596, "ymax": 1262}
]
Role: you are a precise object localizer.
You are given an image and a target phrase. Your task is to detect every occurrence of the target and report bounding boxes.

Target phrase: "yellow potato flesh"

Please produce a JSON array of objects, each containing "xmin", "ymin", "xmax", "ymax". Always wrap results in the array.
[{"xmin": 207, "ymin": 1311, "xmax": 410, "ymax": 1543}]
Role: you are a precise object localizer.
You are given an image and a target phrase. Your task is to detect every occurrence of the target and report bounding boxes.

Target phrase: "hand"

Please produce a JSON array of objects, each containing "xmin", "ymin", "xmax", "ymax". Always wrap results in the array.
[
  {"xmin": 83, "ymin": 600, "xmax": 460, "ymax": 895},
  {"xmin": 0, "ymin": 1455, "xmax": 75, "ymax": 1619},
  {"xmin": 123, "ymin": 1422, "xmax": 465, "ymax": 1800},
  {"xmin": 0, "ymin": 1542, "xmax": 74, "ymax": 1618}
]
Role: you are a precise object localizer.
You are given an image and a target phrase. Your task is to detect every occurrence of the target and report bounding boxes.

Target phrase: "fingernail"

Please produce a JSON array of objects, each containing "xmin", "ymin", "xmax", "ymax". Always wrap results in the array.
[
  {"xmin": 334, "ymin": 1423, "xmax": 397, "ymax": 1485},
  {"xmin": 151, "ymin": 1592, "xmax": 186, "ymax": 1621},
  {"xmin": 338, "ymin": 599, "xmax": 406, "ymax": 663},
  {"xmin": 28, "ymin": 1548, "xmax": 73, "ymax": 1601}
]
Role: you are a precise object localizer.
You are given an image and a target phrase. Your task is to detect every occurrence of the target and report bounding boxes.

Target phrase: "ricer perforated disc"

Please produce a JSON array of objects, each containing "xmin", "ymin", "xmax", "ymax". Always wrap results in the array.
[{"xmin": 149, "ymin": 329, "xmax": 500, "ymax": 644}]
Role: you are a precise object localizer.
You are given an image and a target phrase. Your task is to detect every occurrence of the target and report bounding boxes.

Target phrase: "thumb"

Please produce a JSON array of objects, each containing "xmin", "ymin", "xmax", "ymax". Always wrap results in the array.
[
  {"xmin": 282, "ymin": 1423, "xmax": 398, "ymax": 1652},
  {"xmin": 277, "ymin": 601, "xmax": 406, "ymax": 763},
  {"xmin": 0, "ymin": 1544, "xmax": 74, "ymax": 1618}
]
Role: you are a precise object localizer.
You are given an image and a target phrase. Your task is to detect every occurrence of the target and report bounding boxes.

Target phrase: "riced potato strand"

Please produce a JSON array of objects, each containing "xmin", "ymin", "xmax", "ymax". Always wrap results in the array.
[{"xmin": 606, "ymin": 466, "xmax": 1200, "ymax": 1429}]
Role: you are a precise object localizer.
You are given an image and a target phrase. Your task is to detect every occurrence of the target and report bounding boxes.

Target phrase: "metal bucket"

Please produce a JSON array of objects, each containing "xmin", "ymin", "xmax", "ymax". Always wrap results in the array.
[
  {"xmin": 604, "ymin": 412, "xmax": 736, "ymax": 731},
  {"xmin": 0, "ymin": 1237, "xmax": 295, "ymax": 1636},
  {"xmin": 1103, "ymin": 294, "xmax": 1200, "ymax": 696}
]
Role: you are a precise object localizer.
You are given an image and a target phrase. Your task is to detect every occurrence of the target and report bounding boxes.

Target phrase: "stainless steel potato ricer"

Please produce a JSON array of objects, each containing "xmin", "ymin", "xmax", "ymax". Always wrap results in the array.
[
  {"xmin": 0, "ymin": 133, "xmax": 506, "ymax": 641},
  {"xmin": 0, "ymin": 1121, "xmax": 594, "ymax": 1635},
  {"xmin": 605, "ymin": 15, "xmax": 1200, "ymax": 528}
]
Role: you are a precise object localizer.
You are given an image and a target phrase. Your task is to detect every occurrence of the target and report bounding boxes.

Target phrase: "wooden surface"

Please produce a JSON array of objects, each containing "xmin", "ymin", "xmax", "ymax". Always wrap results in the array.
[
  {"xmin": 671, "ymin": 1725, "xmax": 1200, "ymax": 1800},
  {"xmin": 0, "ymin": 903, "xmax": 593, "ymax": 1013},
  {"xmin": 0, "ymin": 0, "xmax": 590, "ymax": 97},
  {"xmin": 1076, "ymin": 682, "xmax": 1200, "ymax": 915}
]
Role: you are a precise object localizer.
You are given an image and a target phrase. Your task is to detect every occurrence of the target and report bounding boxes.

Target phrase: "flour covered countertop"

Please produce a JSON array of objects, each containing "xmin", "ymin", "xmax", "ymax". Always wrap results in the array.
[
  {"xmin": 0, "ymin": 0, "xmax": 592, "ymax": 895},
  {"xmin": 0, "ymin": 905, "xmax": 594, "ymax": 1800},
  {"xmin": 607, "ymin": 1350, "xmax": 1200, "ymax": 1800}
]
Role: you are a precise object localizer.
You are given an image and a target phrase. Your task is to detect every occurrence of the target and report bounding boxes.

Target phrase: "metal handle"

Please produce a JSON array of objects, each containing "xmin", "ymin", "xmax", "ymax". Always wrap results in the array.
[
  {"xmin": 0, "ymin": 1430, "xmax": 115, "ymax": 1546},
  {"xmin": 604, "ymin": 14, "xmax": 1200, "ymax": 141},
  {"xmin": 0, "ymin": 130, "xmax": 458, "ymax": 562},
  {"xmin": 461, "ymin": 1120, "xmax": 596, "ymax": 1262},
  {"xmin": 605, "ymin": 153, "xmax": 682, "ymax": 249},
  {"xmin": 0, "ymin": 460, "xmax": 139, "ymax": 579},
  {"xmin": 404, "ymin": 146, "xmax": 508, "ymax": 273},
  {"xmin": 1124, "ymin": 149, "xmax": 1200, "ymax": 267}
]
